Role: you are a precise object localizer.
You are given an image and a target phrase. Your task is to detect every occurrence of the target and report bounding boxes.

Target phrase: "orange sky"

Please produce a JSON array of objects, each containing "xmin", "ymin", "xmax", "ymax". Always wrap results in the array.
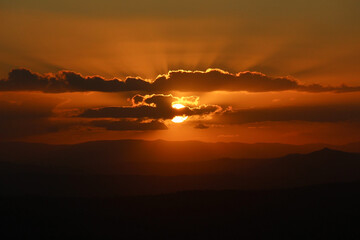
[{"xmin": 0, "ymin": 1, "xmax": 360, "ymax": 144}]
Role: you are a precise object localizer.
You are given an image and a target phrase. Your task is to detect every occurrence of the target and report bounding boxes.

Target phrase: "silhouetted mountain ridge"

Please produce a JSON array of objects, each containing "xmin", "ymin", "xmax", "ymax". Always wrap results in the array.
[
  {"xmin": 305, "ymin": 147, "xmax": 354, "ymax": 156},
  {"xmin": 0, "ymin": 146, "xmax": 359, "ymax": 196},
  {"xmin": 1, "ymin": 139, "xmax": 359, "ymax": 165}
]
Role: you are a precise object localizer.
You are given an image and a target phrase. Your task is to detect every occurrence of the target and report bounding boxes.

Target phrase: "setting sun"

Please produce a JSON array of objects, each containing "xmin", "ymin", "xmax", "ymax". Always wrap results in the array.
[
  {"xmin": 172, "ymin": 103, "xmax": 186, "ymax": 109},
  {"xmin": 171, "ymin": 115, "xmax": 188, "ymax": 123}
]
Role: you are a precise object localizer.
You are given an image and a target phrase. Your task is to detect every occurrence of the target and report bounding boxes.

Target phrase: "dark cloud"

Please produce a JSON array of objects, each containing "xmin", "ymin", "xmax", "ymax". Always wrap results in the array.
[
  {"xmin": 155, "ymin": 69, "xmax": 360, "ymax": 93},
  {"xmin": 0, "ymin": 93, "xmax": 170, "ymax": 140},
  {"xmin": 1, "ymin": 68, "xmax": 359, "ymax": 93},
  {"xmin": 0, "ymin": 68, "xmax": 151, "ymax": 93},
  {"xmin": 212, "ymin": 104, "xmax": 360, "ymax": 124},
  {"xmin": 194, "ymin": 123, "xmax": 209, "ymax": 129},
  {"xmin": 153, "ymin": 69, "xmax": 300, "ymax": 92},
  {"xmin": 90, "ymin": 119, "xmax": 168, "ymax": 131},
  {"xmin": 80, "ymin": 94, "xmax": 221, "ymax": 120},
  {"xmin": 0, "ymin": 99, "xmax": 64, "ymax": 139},
  {"xmin": 1, "ymin": 100, "xmax": 53, "ymax": 120}
]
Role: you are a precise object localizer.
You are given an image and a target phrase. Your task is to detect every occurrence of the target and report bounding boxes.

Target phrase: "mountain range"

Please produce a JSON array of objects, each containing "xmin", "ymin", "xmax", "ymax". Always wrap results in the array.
[{"xmin": 1, "ymin": 140, "xmax": 359, "ymax": 196}]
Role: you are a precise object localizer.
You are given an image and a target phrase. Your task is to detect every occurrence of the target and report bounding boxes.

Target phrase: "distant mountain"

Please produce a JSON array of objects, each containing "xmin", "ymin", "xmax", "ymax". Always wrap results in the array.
[
  {"xmin": 0, "ymin": 146, "xmax": 359, "ymax": 196},
  {"xmin": 0, "ymin": 139, "xmax": 359, "ymax": 170}
]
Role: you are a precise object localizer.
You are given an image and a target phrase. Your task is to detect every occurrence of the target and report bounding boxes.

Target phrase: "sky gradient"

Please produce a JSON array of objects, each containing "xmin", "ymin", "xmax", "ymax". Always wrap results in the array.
[{"xmin": 1, "ymin": 0, "xmax": 360, "ymax": 144}]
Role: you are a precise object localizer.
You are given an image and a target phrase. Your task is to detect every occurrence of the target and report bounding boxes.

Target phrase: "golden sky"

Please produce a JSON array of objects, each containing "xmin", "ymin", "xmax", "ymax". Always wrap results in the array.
[{"xmin": 0, "ymin": 0, "xmax": 360, "ymax": 144}]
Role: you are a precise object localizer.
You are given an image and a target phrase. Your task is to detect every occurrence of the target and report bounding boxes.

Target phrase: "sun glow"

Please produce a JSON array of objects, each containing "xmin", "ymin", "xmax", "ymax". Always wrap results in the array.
[
  {"xmin": 172, "ymin": 103, "xmax": 186, "ymax": 109},
  {"xmin": 171, "ymin": 115, "xmax": 188, "ymax": 123}
]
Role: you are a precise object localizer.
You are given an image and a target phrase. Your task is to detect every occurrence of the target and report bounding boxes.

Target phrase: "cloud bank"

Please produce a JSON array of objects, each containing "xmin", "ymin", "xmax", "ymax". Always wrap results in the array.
[{"xmin": 1, "ymin": 68, "xmax": 359, "ymax": 93}]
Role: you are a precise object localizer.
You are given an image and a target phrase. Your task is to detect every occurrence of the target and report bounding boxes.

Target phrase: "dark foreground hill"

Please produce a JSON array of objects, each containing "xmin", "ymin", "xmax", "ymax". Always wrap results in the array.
[{"xmin": 1, "ymin": 182, "xmax": 360, "ymax": 239}]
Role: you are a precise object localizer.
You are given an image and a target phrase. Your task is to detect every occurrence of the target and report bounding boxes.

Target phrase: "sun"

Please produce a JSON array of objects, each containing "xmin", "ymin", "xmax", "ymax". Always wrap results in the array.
[
  {"xmin": 172, "ymin": 103, "xmax": 186, "ymax": 109},
  {"xmin": 172, "ymin": 116, "xmax": 188, "ymax": 123},
  {"xmin": 171, "ymin": 103, "xmax": 188, "ymax": 123}
]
